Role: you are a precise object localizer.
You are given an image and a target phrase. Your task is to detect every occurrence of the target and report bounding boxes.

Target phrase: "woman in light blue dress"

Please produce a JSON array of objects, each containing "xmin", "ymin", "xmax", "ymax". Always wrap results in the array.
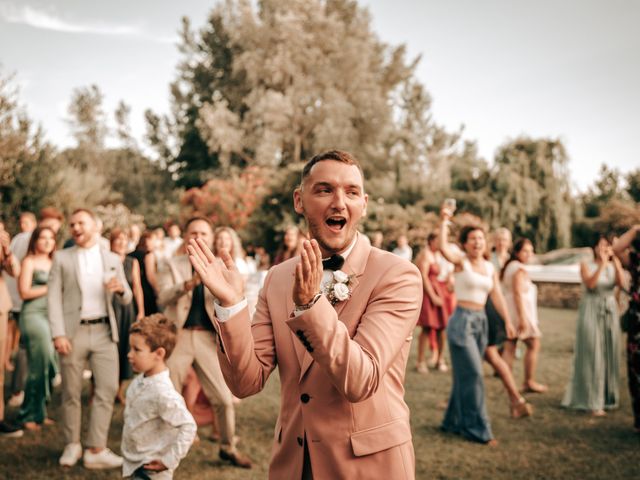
[{"xmin": 562, "ymin": 236, "xmax": 625, "ymax": 415}]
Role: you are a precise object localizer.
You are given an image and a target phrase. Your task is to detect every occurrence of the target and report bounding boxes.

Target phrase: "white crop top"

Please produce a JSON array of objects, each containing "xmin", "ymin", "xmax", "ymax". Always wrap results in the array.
[{"xmin": 454, "ymin": 257, "xmax": 494, "ymax": 304}]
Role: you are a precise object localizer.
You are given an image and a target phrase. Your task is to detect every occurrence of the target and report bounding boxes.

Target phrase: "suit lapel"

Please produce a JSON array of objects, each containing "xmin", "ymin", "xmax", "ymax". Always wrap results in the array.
[
  {"xmin": 298, "ymin": 233, "xmax": 371, "ymax": 381},
  {"xmin": 100, "ymin": 248, "xmax": 113, "ymax": 307},
  {"xmin": 71, "ymin": 246, "xmax": 82, "ymax": 294}
]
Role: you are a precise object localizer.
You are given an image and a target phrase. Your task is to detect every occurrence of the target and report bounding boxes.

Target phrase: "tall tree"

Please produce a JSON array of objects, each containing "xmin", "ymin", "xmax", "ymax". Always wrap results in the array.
[
  {"xmin": 0, "ymin": 71, "xmax": 58, "ymax": 231},
  {"xmin": 67, "ymin": 84, "xmax": 108, "ymax": 150},
  {"xmin": 491, "ymin": 137, "xmax": 573, "ymax": 250},
  {"xmin": 148, "ymin": 0, "xmax": 426, "ymax": 188}
]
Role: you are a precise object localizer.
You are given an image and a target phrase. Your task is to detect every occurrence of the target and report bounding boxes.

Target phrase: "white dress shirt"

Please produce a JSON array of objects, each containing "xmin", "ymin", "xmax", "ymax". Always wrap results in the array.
[
  {"xmin": 77, "ymin": 243, "xmax": 108, "ymax": 319},
  {"xmin": 392, "ymin": 245, "xmax": 413, "ymax": 262},
  {"xmin": 122, "ymin": 369, "xmax": 197, "ymax": 477},
  {"xmin": 215, "ymin": 235, "xmax": 359, "ymax": 321},
  {"xmin": 4, "ymin": 231, "xmax": 32, "ymax": 311}
]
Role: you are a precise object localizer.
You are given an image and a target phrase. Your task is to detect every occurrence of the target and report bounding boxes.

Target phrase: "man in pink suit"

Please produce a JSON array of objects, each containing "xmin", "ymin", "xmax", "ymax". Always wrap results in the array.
[{"xmin": 188, "ymin": 150, "xmax": 422, "ymax": 479}]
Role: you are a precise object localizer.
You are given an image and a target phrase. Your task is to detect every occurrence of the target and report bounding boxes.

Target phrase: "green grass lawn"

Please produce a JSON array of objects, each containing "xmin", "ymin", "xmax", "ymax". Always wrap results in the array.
[{"xmin": 2, "ymin": 307, "xmax": 637, "ymax": 479}]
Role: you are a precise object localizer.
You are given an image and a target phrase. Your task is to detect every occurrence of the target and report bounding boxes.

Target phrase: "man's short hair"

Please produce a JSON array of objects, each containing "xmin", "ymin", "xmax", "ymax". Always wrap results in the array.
[
  {"xmin": 184, "ymin": 216, "xmax": 214, "ymax": 232},
  {"xmin": 129, "ymin": 314, "xmax": 177, "ymax": 359},
  {"xmin": 39, "ymin": 206, "xmax": 64, "ymax": 222},
  {"xmin": 301, "ymin": 150, "xmax": 364, "ymax": 184},
  {"xmin": 71, "ymin": 208, "xmax": 96, "ymax": 220}
]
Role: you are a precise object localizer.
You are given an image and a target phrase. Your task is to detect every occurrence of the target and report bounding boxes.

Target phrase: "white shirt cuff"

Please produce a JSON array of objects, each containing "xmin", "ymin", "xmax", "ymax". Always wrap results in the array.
[{"xmin": 214, "ymin": 298, "xmax": 247, "ymax": 322}]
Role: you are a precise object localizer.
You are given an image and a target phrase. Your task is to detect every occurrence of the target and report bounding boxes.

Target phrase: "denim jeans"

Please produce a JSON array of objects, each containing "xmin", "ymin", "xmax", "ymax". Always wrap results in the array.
[{"xmin": 441, "ymin": 307, "xmax": 493, "ymax": 442}]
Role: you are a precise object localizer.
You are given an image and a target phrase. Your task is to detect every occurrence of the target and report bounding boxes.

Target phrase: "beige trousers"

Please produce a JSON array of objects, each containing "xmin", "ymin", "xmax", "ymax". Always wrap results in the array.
[
  {"xmin": 0, "ymin": 310, "xmax": 7, "ymax": 420},
  {"xmin": 60, "ymin": 323, "xmax": 118, "ymax": 447},
  {"xmin": 167, "ymin": 328, "xmax": 237, "ymax": 452}
]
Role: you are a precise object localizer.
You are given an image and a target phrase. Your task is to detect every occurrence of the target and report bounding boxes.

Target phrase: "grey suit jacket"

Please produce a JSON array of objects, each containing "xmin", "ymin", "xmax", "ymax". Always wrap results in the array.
[
  {"xmin": 157, "ymin": 255, "xmax": 216, "ymax": 331},
  {"xmin": 48, "ymin": 245, "xmax": 133, "ymax": 343}
]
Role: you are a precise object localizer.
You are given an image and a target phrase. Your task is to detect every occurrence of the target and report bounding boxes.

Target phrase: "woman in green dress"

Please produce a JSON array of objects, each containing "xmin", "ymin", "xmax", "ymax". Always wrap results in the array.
[
  {"xmin": 562, "ymin": 235, "xmax": 625, "ymax": 416},
  {"xmin": 17, "ymin": 227, "xmax": 57, "ymax": 430}
]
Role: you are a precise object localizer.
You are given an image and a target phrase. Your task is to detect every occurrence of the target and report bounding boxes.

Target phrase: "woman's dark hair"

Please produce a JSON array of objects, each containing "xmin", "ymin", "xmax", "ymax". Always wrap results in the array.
[
  {"xmin": 135, "ymin": 230, "xmax": 155, "ymax": 254},
  {"xmin": 501, "ymin": 238, "xmax": 533, "ymax": 280},
  {"xmin": 27, "ymin": 227, "xmax": 57, "ymax": 259},
  {"xmin": 459, "ymin": 225, "xmax": 484, "ymax": 246},
  {"xmin": 427, "ymin": 232, "xmax": 438, "ymax": 245},
  {"xmin": 591, "ymin": 235, "xmax": 611, "ymax": 259}
]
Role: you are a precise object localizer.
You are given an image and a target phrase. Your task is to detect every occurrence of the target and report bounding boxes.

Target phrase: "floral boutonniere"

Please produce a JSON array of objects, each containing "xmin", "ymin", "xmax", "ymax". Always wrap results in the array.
[{"xmin": 323, "ymin": 270, "xmax": 355, "ymax": 306}]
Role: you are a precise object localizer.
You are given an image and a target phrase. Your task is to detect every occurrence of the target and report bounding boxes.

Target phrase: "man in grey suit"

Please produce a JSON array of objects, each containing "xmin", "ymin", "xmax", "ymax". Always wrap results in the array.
[{"xmin": 48, "ymin": 209, "xmax": 132, "ymax": 469}]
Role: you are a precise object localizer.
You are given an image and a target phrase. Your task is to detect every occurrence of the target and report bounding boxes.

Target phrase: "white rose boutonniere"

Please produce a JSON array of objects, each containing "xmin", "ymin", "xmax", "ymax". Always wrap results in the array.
[
  {"xmin": 324, "ymin": 270, "xmax": 355, "ymax": 305},
  {"xmin": 333, "ymin": 270, "xmax": 349, "ymax": 283}
]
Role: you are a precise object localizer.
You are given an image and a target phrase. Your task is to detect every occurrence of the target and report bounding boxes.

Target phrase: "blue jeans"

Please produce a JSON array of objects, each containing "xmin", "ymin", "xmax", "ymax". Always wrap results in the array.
[{"xmin": 441, "ymin": 307, "xmax": 493, "ymax": 442}]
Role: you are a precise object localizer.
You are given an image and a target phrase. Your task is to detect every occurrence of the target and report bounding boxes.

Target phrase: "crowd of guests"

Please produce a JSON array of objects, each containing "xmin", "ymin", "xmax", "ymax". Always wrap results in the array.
[
  {"xmin": 406, "ymin": 204, "xmax": 640, "ymax": 446},
  {"xmin": 0, "ymin": 203, "xmax": 639, "ymax": 476}
]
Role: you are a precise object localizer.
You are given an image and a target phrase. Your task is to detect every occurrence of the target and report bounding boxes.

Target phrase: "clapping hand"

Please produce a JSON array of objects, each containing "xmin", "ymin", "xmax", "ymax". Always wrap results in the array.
[
  {"xmin": 187, "ymin": 238, "xmax": 244, "ymax": 307},
  {"xmin": 292, "ymin": 240, "xmax": 323, "ymax": 306}
]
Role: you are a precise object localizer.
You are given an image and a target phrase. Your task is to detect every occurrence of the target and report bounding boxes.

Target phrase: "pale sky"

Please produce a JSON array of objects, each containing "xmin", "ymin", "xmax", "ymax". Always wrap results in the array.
[{"xmin": 0, "ymin": 0, "xmax": 638, "ymax": 192}]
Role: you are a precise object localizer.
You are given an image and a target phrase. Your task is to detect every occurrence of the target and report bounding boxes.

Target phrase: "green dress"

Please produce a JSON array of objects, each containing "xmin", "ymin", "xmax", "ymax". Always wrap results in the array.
[
  {"xmin": 18, "ymin": 269, "xmax": 58, "ymax": 424},
  {"xmin": 562, "ymin": 262, "xmax": 621, "ymax": 411}
]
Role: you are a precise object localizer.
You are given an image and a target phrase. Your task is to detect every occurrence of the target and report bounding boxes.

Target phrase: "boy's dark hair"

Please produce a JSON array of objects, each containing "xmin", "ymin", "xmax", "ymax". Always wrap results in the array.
[{"xmin": 129, "ymin": 314, "xmax": 177, "ymax": 359}]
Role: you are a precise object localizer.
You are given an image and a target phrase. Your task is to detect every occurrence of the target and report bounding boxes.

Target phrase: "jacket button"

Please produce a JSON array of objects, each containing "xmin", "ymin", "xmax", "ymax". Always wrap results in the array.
[
  {"xmin": 297, "ymin": 436, "xmax": 303, "ymax": 446},
  {"xmin": 300, "ymin": 393, "xmax": 310, "ymax": 403}
]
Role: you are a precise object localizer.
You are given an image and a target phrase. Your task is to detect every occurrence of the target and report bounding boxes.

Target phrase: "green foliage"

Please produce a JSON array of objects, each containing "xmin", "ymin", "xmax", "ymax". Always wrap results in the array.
[
  {"xmin": 0, "ymin": 71, "xmax": 59, "ymax": 232},
  {"xmin": 491, "ymin": 137, "xmax": 573, "ymax": 250}
]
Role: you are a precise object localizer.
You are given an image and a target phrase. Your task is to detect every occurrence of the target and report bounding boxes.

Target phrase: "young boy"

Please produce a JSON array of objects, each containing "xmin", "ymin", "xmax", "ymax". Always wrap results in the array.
[{"xmin": 122, "ymin": 314, "xmax": 197, "ymax": 479}]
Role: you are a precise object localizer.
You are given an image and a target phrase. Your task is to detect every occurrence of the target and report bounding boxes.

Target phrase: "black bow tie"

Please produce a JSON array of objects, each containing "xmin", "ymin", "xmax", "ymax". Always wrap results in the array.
[{"xmin": 322, "ymin": 254, "xmax": 345, "ymax": 271}]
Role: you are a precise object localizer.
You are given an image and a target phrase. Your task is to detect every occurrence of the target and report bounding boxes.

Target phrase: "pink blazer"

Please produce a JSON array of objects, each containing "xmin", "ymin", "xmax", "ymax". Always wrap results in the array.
[{"xmin": 214, "ymin": 234, "xmax": 422, "ymax": 479}]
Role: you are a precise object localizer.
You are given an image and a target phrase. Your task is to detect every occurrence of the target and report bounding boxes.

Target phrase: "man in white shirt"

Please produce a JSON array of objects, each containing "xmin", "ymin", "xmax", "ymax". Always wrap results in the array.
[
  {"xmin": 392, "ymin": 234, "xmax": 413, "ymax": 262},
  {"xmin": 164, "ymin": 224, "xmax": 183, "ymax": 259},
  {"xmin": 48, "ymin": 209, "xmax": 132, "ymax": 470}
]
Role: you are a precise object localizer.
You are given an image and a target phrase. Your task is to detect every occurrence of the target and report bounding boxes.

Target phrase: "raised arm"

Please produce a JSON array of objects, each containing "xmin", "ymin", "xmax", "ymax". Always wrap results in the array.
[
  {"xmin": 438, "ymin": 209, "xmax": 463, "ymax": 266},
  {"xmin": 188, "ymin": 238, "xmax": 276, "ymax": 398},
  {"xmin": 613, "ymin": 224, "xmax": 640, "ymax": 267}
]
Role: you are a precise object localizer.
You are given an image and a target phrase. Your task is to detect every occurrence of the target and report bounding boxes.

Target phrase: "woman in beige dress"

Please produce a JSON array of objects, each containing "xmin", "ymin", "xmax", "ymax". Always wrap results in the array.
[{"xmin": 501, "ymin": 238, "xmax": 547, "ymax": 393}]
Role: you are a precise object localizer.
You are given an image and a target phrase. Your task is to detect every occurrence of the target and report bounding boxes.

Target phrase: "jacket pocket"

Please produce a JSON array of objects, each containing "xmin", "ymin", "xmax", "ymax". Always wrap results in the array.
[{"xmin": 350, "ymin": 418, "xmax": 412, "ymax": 457}]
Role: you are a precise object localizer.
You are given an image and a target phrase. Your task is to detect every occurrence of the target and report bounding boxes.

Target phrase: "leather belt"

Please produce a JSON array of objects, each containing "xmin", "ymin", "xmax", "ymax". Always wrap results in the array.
[{"xmin": 80, "ymin": 316, "xmax": 109, "ymax": 325}]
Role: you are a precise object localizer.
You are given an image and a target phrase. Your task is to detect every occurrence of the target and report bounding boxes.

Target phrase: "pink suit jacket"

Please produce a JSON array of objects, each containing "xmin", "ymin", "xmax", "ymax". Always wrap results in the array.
[{"xmin": 215, "ymin": 234, "xmax": 422, "ymax": 479}]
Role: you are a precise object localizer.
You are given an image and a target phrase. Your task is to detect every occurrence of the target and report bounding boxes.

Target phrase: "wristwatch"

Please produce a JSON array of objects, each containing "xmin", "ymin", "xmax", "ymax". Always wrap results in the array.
[{"xmin": 295, "ymin": 292, "xmax": 323, "ymax": 311}]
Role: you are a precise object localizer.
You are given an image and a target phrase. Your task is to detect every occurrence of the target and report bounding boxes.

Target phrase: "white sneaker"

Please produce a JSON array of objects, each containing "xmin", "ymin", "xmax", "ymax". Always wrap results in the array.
[
  {"xmin": 52, "ymin": 373, "xmax": 62, "ymax": 387},
  {"xmin": 59, "ymin": 442, "xmax": 83, "ymax": 467},
  {"xmin": 8, "ymin": 391, "xmax": 24, "ymax": 407},
  {"xmin": 83, "ymin": 448, "xmax": 123, "ymax": 470},
  {"xmin": 82, "ymin": 369, "xmax": 93, "ymax": 380}
]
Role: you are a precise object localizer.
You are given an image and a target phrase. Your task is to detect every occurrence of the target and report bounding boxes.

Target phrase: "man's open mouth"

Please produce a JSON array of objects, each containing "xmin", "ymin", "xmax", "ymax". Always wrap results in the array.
[{"xmin": 325, "ymin": 217, "xmax": 347, "ymax": 231}]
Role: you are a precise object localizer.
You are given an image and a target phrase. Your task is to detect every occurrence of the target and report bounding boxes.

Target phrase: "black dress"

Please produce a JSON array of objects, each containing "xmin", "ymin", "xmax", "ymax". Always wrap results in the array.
[
  {"xmin": 128, "ymin": 250, "xmax": 159, "ymax": 316},
  {"xmin": 114, "ymin": 256, "xmax": 136, "ymax": 381}
]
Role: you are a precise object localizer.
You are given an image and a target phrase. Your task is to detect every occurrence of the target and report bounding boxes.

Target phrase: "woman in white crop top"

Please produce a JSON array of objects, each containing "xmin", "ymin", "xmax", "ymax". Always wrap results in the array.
[
  {"xmin": 438, "ymin": 206, "xmax": 515, "ymax": 445},
  {"xmin": 500, "ymin": 238, "xmax": 547, "ymax": 394}
]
